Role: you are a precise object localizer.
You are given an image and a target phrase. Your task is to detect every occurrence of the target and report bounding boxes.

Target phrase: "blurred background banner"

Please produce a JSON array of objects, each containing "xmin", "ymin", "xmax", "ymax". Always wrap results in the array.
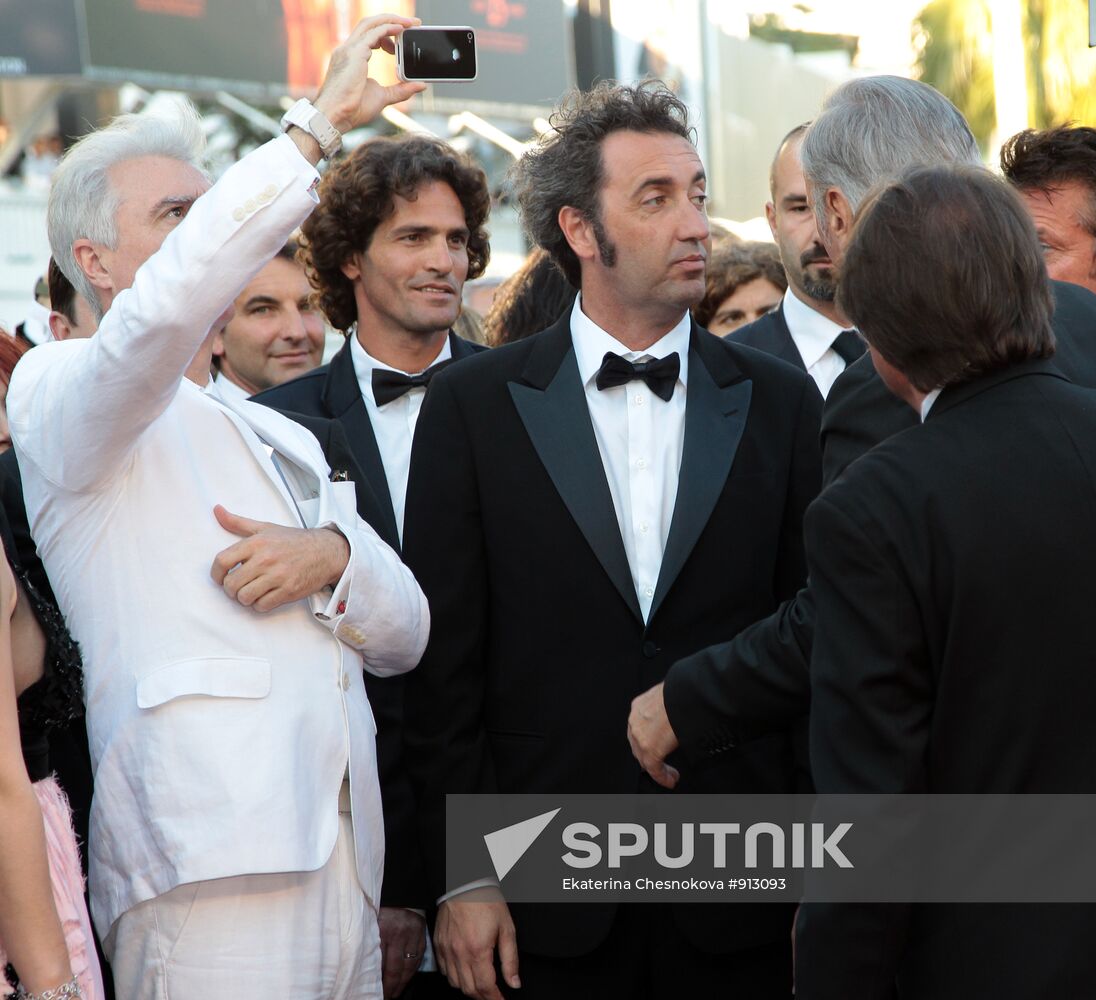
[
  {"xmin": 0, "ymin": 0, "xmax": 82, "ymax": 76},
  {"xmin": 0, "ymin": 0, "xmax": 573, "ymax": 111}
]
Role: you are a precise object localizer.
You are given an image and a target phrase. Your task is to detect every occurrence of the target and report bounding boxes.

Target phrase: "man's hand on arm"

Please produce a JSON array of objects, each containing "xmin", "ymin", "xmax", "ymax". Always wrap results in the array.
[
  {"xmin": 287, "ymin": 13, "xmax": 427, "ymax": 166},
  {"xmin": 435, "ymin": 889, "xmax": 520, "ymax": 1000},
  {"xmin": 627, "ymin": 682, "xmax": 681, "ymax": 789},
  {"xmin": 210, "ymin": 504, "xmax": 349, "ymax": 612},
  {"xmin": 378, "ymin": 907, "xmax": 427, "ymax": 999}
]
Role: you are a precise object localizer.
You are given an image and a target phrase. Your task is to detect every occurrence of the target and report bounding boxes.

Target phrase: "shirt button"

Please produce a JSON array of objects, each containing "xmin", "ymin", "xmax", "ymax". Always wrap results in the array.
[
  {"xmin": 341, "ymin": 673, "xmax": 350, "ymax": 691},
  {"xmin": 640, "ymin": 522, "xmax": 650, "ymax": 533},
  {"xmin": 634, "ymin": 394, "xmax": 644, "ymax": 405},
  {"xmin": 637, "ymin": 458, "xmax": 648, "ymax": 470},
  {"xmin": 645, "ymin": 586, "xmax": 654, "ymax": 598}
]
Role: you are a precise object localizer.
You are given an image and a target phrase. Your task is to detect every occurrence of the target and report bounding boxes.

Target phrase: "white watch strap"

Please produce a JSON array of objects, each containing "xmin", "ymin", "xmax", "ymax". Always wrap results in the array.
[{"xmin": 280, "ymin": 99, "xmax": 342, "ymax": 159}]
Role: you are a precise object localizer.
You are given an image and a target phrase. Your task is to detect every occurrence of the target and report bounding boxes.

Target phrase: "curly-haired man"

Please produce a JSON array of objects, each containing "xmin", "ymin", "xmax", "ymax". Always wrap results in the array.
[{"xmin": 254, "ymin": 133, "xmax": 490, "ymax": 1000}]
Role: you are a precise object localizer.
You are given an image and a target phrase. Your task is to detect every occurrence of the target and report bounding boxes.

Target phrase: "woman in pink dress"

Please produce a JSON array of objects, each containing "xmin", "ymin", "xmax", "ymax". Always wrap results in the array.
[{"xmin": 0, "ymin": 330, "xmax": 103, "ymax": 1000}]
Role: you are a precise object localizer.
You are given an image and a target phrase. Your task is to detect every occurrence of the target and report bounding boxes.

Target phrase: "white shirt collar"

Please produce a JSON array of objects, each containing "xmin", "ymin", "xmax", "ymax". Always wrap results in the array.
[
  {"xmin": 781, "ymin": 286, "xmax": 846, "ymax": 370},
  {"xmin": 570, "ymin": 294, "xmax": 691, "ymax": 390},
  {"xmin": 350, "ymin": 332, "xmax": 453, "ymax": 405},
  {"xmin": 210, "ymin": 371, "xmax": 251, "ymax": 403},
  {"xmin": 920, "ymin": 387, "xmax": 943, "ymax": 422}
]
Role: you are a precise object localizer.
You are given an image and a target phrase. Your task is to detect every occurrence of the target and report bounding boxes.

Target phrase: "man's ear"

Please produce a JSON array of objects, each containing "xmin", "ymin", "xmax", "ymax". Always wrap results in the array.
[
  {"xmin": 71, "ymin": 239, "xmax": 112, "ymax": 295},
  {"xmin": 341, "ymin": 253, "xmax": 362, "ymax": 281},
  {"xmin": 48, "ymin": 312, "xmax": 73, "ymax": 342},
  {"xmin": 211, "ymin": 327, "xmax": 227, "ymax": 359},
  {"xmin": 764, "ymin": 201, "xmax": 777, "ymax": 240},
  {"xmin": 558, "ymin": 206, "xmax": 598, "ymax": 265},
  {"xmin": 824, "ymin": 187, "xmax": 854, "ymax": 243}
]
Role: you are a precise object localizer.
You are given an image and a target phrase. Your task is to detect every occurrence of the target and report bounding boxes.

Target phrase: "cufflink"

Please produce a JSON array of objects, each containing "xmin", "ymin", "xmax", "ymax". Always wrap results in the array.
[{"xmin": 331, "ymin": 469, "xmax": 349, "ymax": 482}]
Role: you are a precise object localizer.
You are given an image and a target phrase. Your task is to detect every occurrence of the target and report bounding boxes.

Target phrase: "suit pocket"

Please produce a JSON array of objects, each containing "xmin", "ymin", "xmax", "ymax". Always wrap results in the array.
[{"xmin": 136, "ymin": 656, "xmax": 272, "ymax": 709}]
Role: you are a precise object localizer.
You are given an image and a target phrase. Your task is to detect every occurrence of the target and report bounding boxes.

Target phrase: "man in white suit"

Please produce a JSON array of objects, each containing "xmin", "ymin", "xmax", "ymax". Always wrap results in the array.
[{"xmin": 7, "ymin": 15, "xmax": 429, "ymax": 999}]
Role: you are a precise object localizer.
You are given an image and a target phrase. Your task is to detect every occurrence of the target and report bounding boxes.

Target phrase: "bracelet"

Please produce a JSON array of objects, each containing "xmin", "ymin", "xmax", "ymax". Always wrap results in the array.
[{"xmin": 14, "ymin": 975, "xmax": 82, "ymax": 1000}]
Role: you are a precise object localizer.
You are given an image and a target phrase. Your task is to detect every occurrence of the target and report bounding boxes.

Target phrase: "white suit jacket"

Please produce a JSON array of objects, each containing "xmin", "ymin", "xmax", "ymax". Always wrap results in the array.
[{"xmin": 7, "ymin": 135, "xmax": 429, "ymax": 935}]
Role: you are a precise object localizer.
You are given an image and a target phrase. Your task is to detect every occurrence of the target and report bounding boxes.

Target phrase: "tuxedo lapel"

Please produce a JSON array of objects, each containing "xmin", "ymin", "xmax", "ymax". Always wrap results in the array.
[
  {"xmin": 322, "ymin": 340, "xmax": 400, "ymax": 546},
  {"xmin": 508, "ymin": 320, "xmax": 643, "ymax": 623},
  {"xmin": 735, "ymin": 305, "xmax": 804, "ymax": 370},
  {"xmin": 650, "ymin": 326, "xmax": 752, "ymax": 621}
]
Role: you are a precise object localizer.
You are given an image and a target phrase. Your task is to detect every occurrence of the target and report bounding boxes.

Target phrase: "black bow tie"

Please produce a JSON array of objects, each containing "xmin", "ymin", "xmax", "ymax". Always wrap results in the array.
[
  {"xmin": 831, "ymin": 329, "xmax": 865, "ymax": 366},
  {"xmin": 594, "ymin": 352, "xmax": 680, "ymax": 402},
  {"xmin": 371, "ymin": 360, "xmax": 453, "ymax": 406}
]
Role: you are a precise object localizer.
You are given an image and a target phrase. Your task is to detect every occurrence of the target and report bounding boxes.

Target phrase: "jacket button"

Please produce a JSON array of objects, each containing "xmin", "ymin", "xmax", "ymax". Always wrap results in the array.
[{"xmin": 642, "ymin": 641, "xmax": 658, "ymax": 658}]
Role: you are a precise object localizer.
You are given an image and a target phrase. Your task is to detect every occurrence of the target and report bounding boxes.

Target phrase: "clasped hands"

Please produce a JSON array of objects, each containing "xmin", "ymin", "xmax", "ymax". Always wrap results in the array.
[{"xmin": 210, "ymin": 504, "xmax": 349, "ymax": 612}]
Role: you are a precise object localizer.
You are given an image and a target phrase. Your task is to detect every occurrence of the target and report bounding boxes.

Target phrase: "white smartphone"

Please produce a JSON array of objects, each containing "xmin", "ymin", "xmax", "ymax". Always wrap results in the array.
[{"xmin": 396, "ymin": 26, "xmax": 478, "ymax": 83}]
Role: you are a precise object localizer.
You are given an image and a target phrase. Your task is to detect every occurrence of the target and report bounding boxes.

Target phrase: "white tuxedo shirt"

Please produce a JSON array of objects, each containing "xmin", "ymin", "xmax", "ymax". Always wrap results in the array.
[{"xmin": 7, "ymin": 135, "xmax": 429, "ymax": 936}]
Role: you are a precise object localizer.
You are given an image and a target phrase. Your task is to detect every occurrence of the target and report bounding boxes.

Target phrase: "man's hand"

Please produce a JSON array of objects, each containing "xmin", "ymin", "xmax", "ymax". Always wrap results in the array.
[
  {"xmin": 379, "ymin": 907, "xmax": 426, "ymax": 999},
  {"xmin": 210, "ymin": 504, "xmax": 350, "ymax": 612},
  {"xmin": 435, "ymin": 890, "xmax": 520, "ymax": 1000},
  {"xmin": 313, "ymin": 14, "xmax": 427, "ymax": 136},
  {"xmin": 627, "ymin": 682, "xmax": 681, "ymax": 789}
]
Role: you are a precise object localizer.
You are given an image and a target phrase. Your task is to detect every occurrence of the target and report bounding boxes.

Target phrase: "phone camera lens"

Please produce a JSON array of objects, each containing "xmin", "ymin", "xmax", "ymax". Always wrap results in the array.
[{"xmin": 467, "ymin": 32, "xmax": 473, "ymax": 41}]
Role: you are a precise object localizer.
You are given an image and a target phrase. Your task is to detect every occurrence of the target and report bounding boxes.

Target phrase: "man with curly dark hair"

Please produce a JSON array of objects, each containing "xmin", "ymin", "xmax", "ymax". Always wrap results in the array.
[
  {"xmin": 254, "ymin": 133, "xmax": 490, "ymax": 1000},
  {"xmin": 402, "ymin": 80, "xmax": 821, "ymax": 999}
]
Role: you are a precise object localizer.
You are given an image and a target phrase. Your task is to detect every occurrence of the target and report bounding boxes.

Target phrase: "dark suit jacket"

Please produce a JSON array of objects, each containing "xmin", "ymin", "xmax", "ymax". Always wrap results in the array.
[
  {"xmin": 725, "ymin": 302, "xmax": 805, "ymax": 370},
  {"xmin": 253, "ymin": 331, "xmax": 486, "ymax": 548},
  {"xmin": 796, "ymin": 360, "xmax": 1096, "ymax": 999},
  {"xmin": 252, "ymin": 332, "xmax": 483, "ymax": 909},
  {"xmin": 664, "ymin": 279, "xmax": 1096, "ymax": 758},
  {"xmin": 402, "ymin": 315, "xmax": 822, "ymax": 958}
]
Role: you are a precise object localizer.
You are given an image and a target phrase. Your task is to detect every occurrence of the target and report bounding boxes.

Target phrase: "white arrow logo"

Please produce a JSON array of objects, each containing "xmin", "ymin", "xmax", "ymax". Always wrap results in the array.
[{"xmin": 483, "ymin": 808, "xmax": 561, "ymax": 881}]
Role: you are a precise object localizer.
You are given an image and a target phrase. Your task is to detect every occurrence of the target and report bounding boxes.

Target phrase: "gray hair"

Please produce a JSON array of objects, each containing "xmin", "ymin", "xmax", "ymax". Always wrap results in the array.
[
  {"xmin": 48, "ymin": 100, "xmax": 208, "ymax": 321},
  {"xmin": 800, "ymin": 76, "xmax": 981, "ymax": 216}
]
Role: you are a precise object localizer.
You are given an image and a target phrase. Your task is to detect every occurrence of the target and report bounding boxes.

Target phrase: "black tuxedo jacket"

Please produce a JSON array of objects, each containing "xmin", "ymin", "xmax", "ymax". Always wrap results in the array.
[
  {"xmin": 664, "ymin": 279, "xmax": 1096, "ymax": 758},
  {"xmin": 253, "ymin": 331, "xmax": 486, "ymax": 549},
  {"xmin": 253, "ymin": 334, "xmax": 481, "ymax": 909},
  {"xmin": 796, "ymin": 360, "xmax": 1096, "ymax": 999},
  {"xmin": 725, "ymin": 302, "xmax": 805, "ymax": 370},
  {"xmin": 402, "ymin": 315, "xmax": 822, "ymax": 957}
]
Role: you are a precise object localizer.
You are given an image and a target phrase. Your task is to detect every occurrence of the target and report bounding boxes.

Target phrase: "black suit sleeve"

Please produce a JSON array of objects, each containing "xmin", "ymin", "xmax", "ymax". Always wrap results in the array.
[
  {"xmin": 402, "ymin": 372, "xmax": 496, "ymax": 900},
  {"xmin": 820, "ymin": 355, "xmax": 916, "ymax": 487},
  {"xmin": 794, "ymin": 488, "xmax": 933, "ymax": 1000},
  {"xmin": 662, "ymin": 373, "xmax": 822, "ymax": 759}
]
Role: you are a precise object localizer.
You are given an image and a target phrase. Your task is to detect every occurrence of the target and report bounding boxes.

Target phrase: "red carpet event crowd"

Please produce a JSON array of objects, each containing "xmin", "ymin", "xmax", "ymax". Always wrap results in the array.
[{"xmin": 3, "ymin": 12, "xmax": 1096, "ymax": 1000}]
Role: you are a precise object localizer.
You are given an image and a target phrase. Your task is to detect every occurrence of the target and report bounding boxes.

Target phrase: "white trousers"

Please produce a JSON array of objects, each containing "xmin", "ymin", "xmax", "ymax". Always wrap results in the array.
[{"xmin": 105, "ymin": 811, "xmax": 380, "ymax": 1000}]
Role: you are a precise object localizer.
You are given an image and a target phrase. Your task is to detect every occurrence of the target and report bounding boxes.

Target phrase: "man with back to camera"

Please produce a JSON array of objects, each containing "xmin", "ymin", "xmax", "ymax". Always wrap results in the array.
[
  {"xmin": 726, "ymin": 123, "xmax": 864, "ymax": 397},
  {"xmin": 626, "ymin": 75, "xmax": 1096, "ymax": 790},
  {"xmin": 6, "ymin": 15, "xmax": 431, "ymax": 998},
  {"xmin": 402, "ymin": 80, "xmax": 822, "ymax": 999},
  {"xmin": 253, "ymin": 132, "xmax": 491, "ymax": 999},
  {"xmin": 211, "ymin": 238, "xmax": 326, "ymax": 402},
  {"xmin": 796, "ymin": 162, "xmax": 1096, "ymax": 1000}
]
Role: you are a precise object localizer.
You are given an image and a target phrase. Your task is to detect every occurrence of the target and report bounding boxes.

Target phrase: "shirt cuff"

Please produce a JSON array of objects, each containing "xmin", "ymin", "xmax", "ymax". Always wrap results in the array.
[{"xmin": 437, "ymin": 878, "xmax": 500, "ymax": 906}]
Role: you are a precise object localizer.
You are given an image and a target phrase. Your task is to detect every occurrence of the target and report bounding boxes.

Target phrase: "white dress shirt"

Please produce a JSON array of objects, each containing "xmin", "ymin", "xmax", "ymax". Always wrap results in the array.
[
  {"xmin": 571, "ymin": 295, "xmax": 690, "ymax": 622},
  {"xmin": 351, "ymin": 334, "xmax": 452, "ymax": 544},
  {"xmin": 920, "ymin": 387, "xmax": 943, "ymax": 421},
  {"xmin": 781, "ymin": 286, "xmax": 849, "ymax": 398},
  {"xmin": 212, "ymin": 370, "xmax": 251, "ymax": 404}
]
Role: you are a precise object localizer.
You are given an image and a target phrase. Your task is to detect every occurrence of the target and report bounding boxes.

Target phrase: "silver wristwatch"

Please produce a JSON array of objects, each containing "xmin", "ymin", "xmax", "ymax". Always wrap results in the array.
[{"xmin": 279, "ymin": 99, "xmax": 343, "ymax": 160}]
